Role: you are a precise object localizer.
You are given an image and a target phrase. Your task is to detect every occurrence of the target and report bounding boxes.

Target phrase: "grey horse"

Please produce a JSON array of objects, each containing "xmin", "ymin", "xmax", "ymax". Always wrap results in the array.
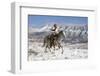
[{"xmin": 43, "ymin": 30, "xmax": 65, "ymax": 54}]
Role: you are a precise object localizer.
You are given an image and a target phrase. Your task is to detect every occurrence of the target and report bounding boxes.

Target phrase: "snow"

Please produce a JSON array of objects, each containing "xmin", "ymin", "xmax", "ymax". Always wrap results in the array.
[{"xmin": 28, "ymin": 42, "xmax": 88, "ymax": 61}]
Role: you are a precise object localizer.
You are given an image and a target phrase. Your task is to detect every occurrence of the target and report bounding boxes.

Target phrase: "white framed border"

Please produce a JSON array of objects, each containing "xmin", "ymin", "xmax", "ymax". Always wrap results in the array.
[{"xmin": 11, "ymin": 2, "xmax": 97, "ymax": 74}]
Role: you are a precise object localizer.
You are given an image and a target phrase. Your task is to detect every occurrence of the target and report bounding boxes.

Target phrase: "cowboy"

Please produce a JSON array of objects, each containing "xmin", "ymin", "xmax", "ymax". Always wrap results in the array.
[
  {"xmin": 50, "ymin": 24, "xmax": 59, "ymax": 35},
  {"xmin": 49, "ymin": 24, "xmax": 60, "ymax": 47}
]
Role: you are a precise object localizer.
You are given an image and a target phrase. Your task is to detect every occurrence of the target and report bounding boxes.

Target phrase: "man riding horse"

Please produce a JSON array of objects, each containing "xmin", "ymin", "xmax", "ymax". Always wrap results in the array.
[
  {"xmin": 43, "ymin": 24, "xmax": 64, "ymax": 54},
  {"xmin": 50, "ymin": 24, "xmax": 60, "ymax": 48}
]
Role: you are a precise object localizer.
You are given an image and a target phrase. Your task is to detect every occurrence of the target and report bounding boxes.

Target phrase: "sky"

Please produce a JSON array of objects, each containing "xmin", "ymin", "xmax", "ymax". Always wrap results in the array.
[{"xmin": 28, "ymin": 15, "xmax": 88, "ymax": 28}]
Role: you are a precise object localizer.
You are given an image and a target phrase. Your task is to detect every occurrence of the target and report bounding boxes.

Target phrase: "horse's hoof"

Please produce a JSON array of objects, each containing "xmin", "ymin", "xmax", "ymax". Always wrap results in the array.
[
  {"xmin": 53, "ymin": 54, "xmax": 56, "ymax": 56},
  {"xmin": 51, "ymin": 52, "xmax": 54, "ymax": 54},
  {"xmin": 56, "ymin": 48, "xmax": 59, "ymax": 50},
  {"xmin": 44, "ymin": 51, "xmax": 48, "ymax": 53},
  {"xmin": 61, "ymin": 52, "xmax": 63, "ymax": 54}
]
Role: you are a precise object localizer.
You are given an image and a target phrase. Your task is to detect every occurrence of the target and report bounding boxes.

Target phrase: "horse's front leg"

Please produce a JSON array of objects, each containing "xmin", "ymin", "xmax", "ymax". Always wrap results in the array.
[
  {"xmin": 61, "ymin": 46, "xmax": 64, "ymax": 54},
  {"xmin": 58, "ymin": 42, "xmax": 64, "ymax": 54},
  {"xmin": 57, "ymin": 41, "xmax": 61, "ymax": 49}
]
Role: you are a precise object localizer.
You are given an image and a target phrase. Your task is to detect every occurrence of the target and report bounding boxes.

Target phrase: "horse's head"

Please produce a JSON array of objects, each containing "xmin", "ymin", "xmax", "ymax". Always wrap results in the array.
[{"xmin": 58, "ymin": 30, "xmax": 66, "ymax": 39}]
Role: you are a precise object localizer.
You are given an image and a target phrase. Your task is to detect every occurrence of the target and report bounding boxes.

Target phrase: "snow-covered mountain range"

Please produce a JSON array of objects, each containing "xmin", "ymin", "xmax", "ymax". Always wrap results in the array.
[
  {"xmin": 28, "ymin": 24, "xmax": 88, "ymax": 43},
  {"xmin": 29, "ymin": 24, "xmax": 52, "ymax": 33}
]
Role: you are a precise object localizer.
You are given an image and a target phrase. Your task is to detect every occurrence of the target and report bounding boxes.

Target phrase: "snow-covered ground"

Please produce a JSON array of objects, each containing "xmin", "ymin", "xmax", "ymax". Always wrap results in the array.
[{"xmin": 28, "ymin": 42, "xmax": 88, "ymax": 61}]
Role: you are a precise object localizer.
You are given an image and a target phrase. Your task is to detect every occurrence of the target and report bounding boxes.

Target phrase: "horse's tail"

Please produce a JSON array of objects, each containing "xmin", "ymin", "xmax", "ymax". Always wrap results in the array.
[{"xmin": 42, "ymin": 37, "xmax": 46, "ymax": 47}]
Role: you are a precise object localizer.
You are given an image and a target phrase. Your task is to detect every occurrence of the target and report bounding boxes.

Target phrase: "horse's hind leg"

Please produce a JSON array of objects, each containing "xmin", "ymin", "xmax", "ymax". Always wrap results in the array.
[
  {"xmin": 44, "ymin": 45, "xmax": 51, "ymax": 53},
  {"xmin": 49, "ymin": 47, "xmax": 51, "ymax": 53},
  {"xmin": 44, "ymin": 46, "xmax": 48, "ymax": 53}
]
